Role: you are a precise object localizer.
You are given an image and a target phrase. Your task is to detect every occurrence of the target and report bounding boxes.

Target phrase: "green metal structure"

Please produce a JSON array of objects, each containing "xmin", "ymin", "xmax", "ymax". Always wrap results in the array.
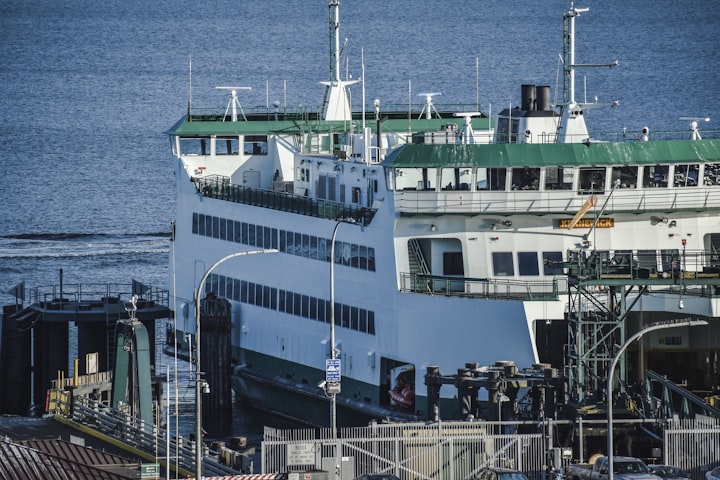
[{"xmin": 111, "ymin": 296, "xmax": 154, "ymax": 427}]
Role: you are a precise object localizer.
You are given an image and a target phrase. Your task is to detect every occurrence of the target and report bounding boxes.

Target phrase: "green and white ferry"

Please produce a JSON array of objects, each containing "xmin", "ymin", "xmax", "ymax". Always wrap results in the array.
[{"xmin": 167, "ymin": 1, "xmax": 720, "ymax": 425}]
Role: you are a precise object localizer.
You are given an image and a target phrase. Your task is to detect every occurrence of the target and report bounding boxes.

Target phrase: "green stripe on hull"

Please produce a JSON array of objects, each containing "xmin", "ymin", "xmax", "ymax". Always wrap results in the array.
[{"xmin": 233, "ymin": 349, "xmax": 462, "ymax": 425}]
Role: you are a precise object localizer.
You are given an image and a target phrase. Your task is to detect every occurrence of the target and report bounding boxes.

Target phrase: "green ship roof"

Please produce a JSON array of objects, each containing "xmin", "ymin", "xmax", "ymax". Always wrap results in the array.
[{"xmin": 382, "ymin": 139, "xmax": 720, "ymax": 168}]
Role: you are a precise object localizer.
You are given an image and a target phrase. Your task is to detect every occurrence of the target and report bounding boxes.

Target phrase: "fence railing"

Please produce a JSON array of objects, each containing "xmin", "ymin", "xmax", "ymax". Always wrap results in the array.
[
  {"xmin": 47, "ymin": 392, "xmax": 242, "ymax": 478},
  {"xmin": 665, "ymin": 418, "xmax": 720, "ymax": 480},
  {"xmin": 262, "ymin": 418, "xmax": 720, "ymax": 480}
]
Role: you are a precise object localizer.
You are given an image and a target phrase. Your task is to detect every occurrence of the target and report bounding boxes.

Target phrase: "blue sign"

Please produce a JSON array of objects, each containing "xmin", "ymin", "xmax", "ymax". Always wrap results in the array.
[{"xmin": 326, "ymin": 358, "xmax": 341, "ymax": 383}]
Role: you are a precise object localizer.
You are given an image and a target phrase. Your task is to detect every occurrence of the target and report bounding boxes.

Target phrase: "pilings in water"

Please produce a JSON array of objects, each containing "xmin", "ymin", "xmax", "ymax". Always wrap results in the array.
[
  {"xmin": 199, "ymin": 295, "xmax": 233, "ymax": 413},
  {"xmin": 0, "ymin": 305, "xmax": 32, "ymax": 415},
  {"xmin": 0, "ymin": 282, "xmax": 171, "ymax": 416}
]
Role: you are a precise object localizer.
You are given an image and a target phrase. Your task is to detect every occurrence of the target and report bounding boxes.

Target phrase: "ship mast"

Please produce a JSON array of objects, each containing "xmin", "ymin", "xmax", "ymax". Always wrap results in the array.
[
  {"xmin": 321, "ymin": 0, "xmax": 358, "ymax": 121},
  {"xmin": 558, "ymin": 3, "xmax": 618, "ymax": 143}
]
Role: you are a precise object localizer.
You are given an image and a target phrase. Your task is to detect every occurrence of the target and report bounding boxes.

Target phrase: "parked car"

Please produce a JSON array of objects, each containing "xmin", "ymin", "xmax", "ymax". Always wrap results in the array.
[
  {"xmin": 648, "ymin": 465, "xmax": 691, "ymax": 480},
  {"xmin": 707, "ymin": 466, "xmax": 720, "ymax": 480},
  {"xmin": 475, "ymin": 467, "xmax": 531, "ymax": 480},
  {"xmin": 353, "ymin": 475, "xmax": 400, "ymax": 480},
  {"xmin": 565, "ymin": 456, "xmax": 661, "ymax": 480}
]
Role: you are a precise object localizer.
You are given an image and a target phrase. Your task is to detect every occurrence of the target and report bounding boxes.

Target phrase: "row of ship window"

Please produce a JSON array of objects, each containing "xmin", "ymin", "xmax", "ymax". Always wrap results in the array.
[
  {"xmin": 492, "ymin": 251, "xmax": 564, "ymax": 277},
  {"xmin": 492, "ymin": 249, "xmax": 684, "ymax": 277},
  {"xmin": 178, "ymin": 135, "xmax": 269, "ymax": 156},
  {"xmin": 206, "ymin": 273, "xmax": 376, "ymax": 335},
  {"xmin": 192, "ymin": 212, "xmax": 376, "ymax": 271},
  {"xmin": 393, "ymin": 163, "xmax": 720, "ymax": 192}
]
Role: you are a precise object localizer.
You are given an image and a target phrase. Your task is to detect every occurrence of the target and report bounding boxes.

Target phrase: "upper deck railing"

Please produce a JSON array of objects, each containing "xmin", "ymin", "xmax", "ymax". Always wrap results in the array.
[
  {"xmin": 23, "ymin": 282, "xmax": 170, "ymax": 310},
  {"xmin": 186, "ymin": 102, "xmax": 491, "ymax": 123},
  {"xmin": 395, "ymin": 184, "xmax": 720, "ymax": 216},
  {"xmin": 399, "ymin": 273, "xmax": 564, "ymax": 300},
  {"xmin": 194, "ymin": 175, "xmax": 377, "ymax": 225}
]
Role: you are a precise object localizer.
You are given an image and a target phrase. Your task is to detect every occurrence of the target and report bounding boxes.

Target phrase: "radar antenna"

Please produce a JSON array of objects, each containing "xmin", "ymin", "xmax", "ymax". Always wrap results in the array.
[
  {"xmin": 679, "ymin": 117, "xmax": 711, "ymax": 140},
  {"xmin": 216, "ymin": 86, "xmax": 252, "ymax": 122},
  {"xmin": 453, "ymin": 112, "xmax": 482, "ymax": 144},
  {"xmin": 418, "ymin": 92, "xmax": 441, "ymax": 120}
]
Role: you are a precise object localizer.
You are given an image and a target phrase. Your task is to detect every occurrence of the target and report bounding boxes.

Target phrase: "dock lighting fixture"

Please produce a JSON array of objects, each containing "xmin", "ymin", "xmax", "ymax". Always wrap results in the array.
[
  {"xmin": 194, "ymin": 248, "xmax": 277, "ymax": 480},
  {"xmin": 607, "ymin": 318, "xmax": 707, "ymax": 480}
]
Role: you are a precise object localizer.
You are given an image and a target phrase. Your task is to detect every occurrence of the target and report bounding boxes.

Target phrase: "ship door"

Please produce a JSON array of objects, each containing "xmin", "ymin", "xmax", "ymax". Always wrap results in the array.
[
  {"xmin": 380, "ymin": 358, "xmax": 415, "ymax": 411},
  {"xmin": 243, "ymin": 170, "xmax": 261, "ymax": 188}
]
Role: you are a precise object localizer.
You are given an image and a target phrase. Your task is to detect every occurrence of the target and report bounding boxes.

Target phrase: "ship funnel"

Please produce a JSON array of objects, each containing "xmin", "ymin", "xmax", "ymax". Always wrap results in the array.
[
  {"xmin": 536, "ymin": 86, "xmax": 552, "ymax": 111},
  {"xmin": 521, "ymin": 84, "xmax": 536, "ymax": 111}
]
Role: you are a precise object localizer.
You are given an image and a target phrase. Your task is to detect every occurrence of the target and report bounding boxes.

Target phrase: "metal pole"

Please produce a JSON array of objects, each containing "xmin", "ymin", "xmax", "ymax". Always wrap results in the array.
[
  {"xmin": 330, "ymin": 221, "xmax": 341, "ymax": 480},
  {"xmin": 166, "ymin": 365, "xmax": 170, "ymax": 480},
  {"xmin": 607, "ymin": 319, "xmax": 706, "ymax": 480},
  {"xmin": 194, "ymin": 248, "xmax": 277, "ymax": 480},
  {"xmin": 329, "ymin": 218, "xmax": 360, "ymax": 480}
]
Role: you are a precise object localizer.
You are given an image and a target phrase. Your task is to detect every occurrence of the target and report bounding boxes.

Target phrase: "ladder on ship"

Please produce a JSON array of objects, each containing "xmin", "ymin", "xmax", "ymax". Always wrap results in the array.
[
  {"xmin": 105, "ymin": 296, "xmax": 120, "ymax": 372},
  {"xmin": 408, "ymin": 239, "xmax": 430, "ymax": 275}
]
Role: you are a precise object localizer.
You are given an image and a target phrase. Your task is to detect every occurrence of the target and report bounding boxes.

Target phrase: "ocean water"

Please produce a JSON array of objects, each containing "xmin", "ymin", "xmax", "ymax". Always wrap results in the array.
[{"xmin": 1, "ymin": 0, "xmax": 719, "ymax": 437}]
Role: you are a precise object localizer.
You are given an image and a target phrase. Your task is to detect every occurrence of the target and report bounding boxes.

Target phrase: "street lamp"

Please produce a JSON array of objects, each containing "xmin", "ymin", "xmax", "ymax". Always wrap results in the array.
[
  {"xmin": 194, "ymin": 248, "xmax": 277, "ymax": 480},
  {"xmin": 326, "ymin": 217, "xmax": 361, "ymax": 480},
  {"xmin": 606, "ymin": 318, "xmax": 707, "ymax": 480}
]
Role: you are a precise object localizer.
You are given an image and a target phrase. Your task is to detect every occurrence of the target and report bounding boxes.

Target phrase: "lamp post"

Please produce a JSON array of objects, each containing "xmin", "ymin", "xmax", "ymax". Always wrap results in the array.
[
  {"xmin": 327, "ymin": 217, "xmax": 361, "ymax": 480},
  {"xmin": 194, "ymin": 248, "xmax": 277, "ymax": 480},
  {"xmin": 606, "ymin": 318, "xmax": 707, "ymax": 480}
]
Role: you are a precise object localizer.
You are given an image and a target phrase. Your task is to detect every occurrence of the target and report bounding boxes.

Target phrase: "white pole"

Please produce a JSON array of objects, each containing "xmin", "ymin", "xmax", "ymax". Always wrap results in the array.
[
  {"xmin": 329, "ymin": 218, "xmax": 361, "ymax": 480},
  {"xmin": 166, "ymin": 365, "xmax": 170, "ymax": 480},
  {"xmin": 330, "ymin": 221, "xmax": 341, "ymax": 480},
  {"xmin": 607, "ymin": 319, "xmax": 707, "ymax": 479}
]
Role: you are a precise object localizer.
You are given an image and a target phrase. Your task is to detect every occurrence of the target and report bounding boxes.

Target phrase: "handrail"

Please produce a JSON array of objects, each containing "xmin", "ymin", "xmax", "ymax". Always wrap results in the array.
[
  {"xmin": 23, "ymin": 283, "xmax": 170, "ymax": 309},
  {"xmin": 48, "ymin": 392, "xmax": 241, "ymax": 477},
  {"xmin": 399, "ymin": 273, "xmax": 561, "ymax": 301},
  {"xmin": 194, "ymin": 175, "xmax": 377, "ymax": 226}
]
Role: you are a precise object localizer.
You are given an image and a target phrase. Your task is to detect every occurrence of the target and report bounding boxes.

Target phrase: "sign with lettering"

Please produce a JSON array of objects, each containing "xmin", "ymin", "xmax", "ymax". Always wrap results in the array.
[
  {"xmin": 558, "ymin": 217, "xmax": 614, "ymax": 229},
  {"xmin": 287, "ymin": 442, "xmax": 316, "ymax": 465},
  {"xmin": 140, "ymin": 463, "xmax": 159, "ymax": 479},
  {"xmin": 326, "ymin": 358, "xmax": 341, "ymax": 383}
]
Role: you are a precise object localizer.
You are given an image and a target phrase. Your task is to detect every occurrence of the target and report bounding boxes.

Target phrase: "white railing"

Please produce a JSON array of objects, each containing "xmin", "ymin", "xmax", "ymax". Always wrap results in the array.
[
  {"xmin": 262, "ymin": 418, "xmax": 720, "ymax": 480},
  {"xmin": 395, "ymin": 187, "xmax": 720, "ymax": 215},
  {"xmin": 665, "ymin": 418, "xmax": 720, "ymax": 480},
  {"xmin": 262, "ymin": 421, "xmax": 546, "ymax": 480}
]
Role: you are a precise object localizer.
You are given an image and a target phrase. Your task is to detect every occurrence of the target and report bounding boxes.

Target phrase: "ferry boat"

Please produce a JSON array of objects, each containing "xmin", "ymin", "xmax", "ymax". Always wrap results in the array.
[{"xmin": 167, "ymin": 1, "xmax": 720, "ymax": 425}]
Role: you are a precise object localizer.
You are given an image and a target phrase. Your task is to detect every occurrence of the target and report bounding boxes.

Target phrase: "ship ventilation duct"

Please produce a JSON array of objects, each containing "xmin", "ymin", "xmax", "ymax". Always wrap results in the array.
[{"xmin": 521, "ymin": 84, "xmax": 536, "ymax": 111}]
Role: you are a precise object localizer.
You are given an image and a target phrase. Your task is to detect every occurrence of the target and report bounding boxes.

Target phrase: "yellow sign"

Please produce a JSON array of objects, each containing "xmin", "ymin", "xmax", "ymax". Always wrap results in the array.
[{"xmin": 559, "ymin": 217, "xmax": 614, "ymax": 229}]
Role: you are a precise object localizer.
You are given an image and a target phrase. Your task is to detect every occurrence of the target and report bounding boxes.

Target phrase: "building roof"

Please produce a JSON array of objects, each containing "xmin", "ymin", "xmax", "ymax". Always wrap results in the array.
[
  {"xmin": 0, "ymin": 439, "xmax": 136, "ymax": 480},
  {"xmin": 0, "ymin": 416, "xmax": 144, "ymax": 480}
]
